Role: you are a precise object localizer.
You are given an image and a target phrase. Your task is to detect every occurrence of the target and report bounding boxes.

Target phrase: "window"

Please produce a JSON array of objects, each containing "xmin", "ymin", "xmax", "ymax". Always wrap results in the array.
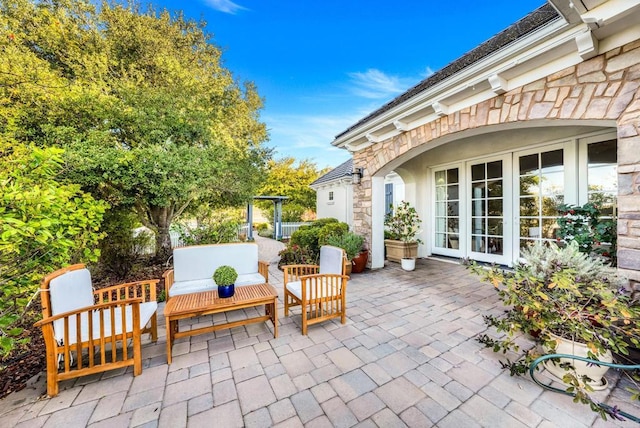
[
  {"xmin": 587, "ymin": 139, "xmax": 617, "ymax": 218},
  {"xmin": 385, "ymin": 183, "xmax": 393, "ymax": 216},
  {"xmin": 329, "ymin": 191, "xmax": 334, "ymax": 201}
]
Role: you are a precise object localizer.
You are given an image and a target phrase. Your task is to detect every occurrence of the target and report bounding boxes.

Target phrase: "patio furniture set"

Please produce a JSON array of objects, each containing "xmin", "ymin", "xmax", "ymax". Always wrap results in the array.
[{"xmin": 35, "ymin": 243, "xmax": 349, "ymax": 397}]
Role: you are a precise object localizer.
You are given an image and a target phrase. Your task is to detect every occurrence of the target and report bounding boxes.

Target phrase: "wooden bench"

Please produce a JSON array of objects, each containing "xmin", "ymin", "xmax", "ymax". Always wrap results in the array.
[{"xmin": 164, "ymin": 283, "xmax": 278, "ymax": 363}]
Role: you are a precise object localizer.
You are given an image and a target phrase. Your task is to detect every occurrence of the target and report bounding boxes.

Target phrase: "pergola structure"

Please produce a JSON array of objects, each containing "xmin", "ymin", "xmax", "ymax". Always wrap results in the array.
[{"xmin": 247, "ymin": 196, "xmax": 288, "ymax": 240}]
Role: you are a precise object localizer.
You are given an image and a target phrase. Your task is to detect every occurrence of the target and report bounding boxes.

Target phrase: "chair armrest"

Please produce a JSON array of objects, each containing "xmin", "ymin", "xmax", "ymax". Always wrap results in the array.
[
  {"xmin": 258, "ymin": 260, "xmax": 269, "ymax": 283},
  {"xmin": 162, "ymin": 269, "xmax": 174, "ymax": 298},
  {"xmin": 283, "ymin": 264, "xmax": 320, "ymax": 285},
  {"xmin": 94, "ymin": 279, "xmax": 159, "ymax": 304},
  {"xmin": 34, "ymin": 298, "xmax": 143, "ymax": 328}
]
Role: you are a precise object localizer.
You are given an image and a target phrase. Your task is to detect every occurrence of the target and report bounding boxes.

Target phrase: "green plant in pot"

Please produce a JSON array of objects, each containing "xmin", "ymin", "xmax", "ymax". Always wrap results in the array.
[
  {"xmin": 213, "ymin": 265, "xmax": 238, "ymax": 298},
  {"xmin": 384, "ymin": 201, "xmax": 423, "ymax": 271},
  {"xmin": 326, "ymin": 232, "xmax": 366, "ymax": 273},
  {"xmin": 469, "ymin": 242, "xmax": 640, "ymax": 420}
]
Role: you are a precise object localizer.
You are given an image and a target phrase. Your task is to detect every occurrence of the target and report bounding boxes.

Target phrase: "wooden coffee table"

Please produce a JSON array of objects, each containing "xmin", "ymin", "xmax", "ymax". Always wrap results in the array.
[{"xmin": 164, "ymin": 283, "xmax": 278, "ymax": 364}]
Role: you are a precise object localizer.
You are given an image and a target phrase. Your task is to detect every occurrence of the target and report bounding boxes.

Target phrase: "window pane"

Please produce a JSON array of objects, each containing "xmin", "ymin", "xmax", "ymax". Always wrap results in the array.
[
  {"xmin": 472, "ymin": 236, "xmax": 485, "ymax": 252},
  {"xmin": 541, "ymin": 149, "xmax": 563, "ymax": 169},
  {"xmin": 519, "ymin": 154, "xmax": 538, "ymax": 175},
  {"xmin": 471, "ymin": 182, "xmax": 485, "ymax": 199},
  {"xmin": 471, "ymin": 164, "xmax": 485, "ymax": 181},
  {"xmin": 542, "ymin": 218, "xmax": 559, "ymax": 239},
  {"xmin": 487, "ymin": 180, "xmax": 502, "ymax": 197},
  {"xmin": 447, "ymin": 168, "xmax": 459, "ymax": 184},
  {"xmin": 520, "ymin": 197, "xmax": 538, "ymax": 216},
  {"xmin": 488, "ymin": 218, "xmax": 503, "ymax": 235},
  {"xmin": 588, "ymin": 139, "xmax": 616, "ymax": 164},
  {"xmin": 520, "ymin": 176, "xmax": 538, "ymax": 195},
  {"xmin": 448, "ymin": 201, "xmax": 459, "ymax": 216},
  {"xmin": 447, "ymin": 185, "xmax": 459, "ymax": 200},
  {"xmin": 472, "ymin": 217, "xmax": 485, "ymax": 234},
  {"xmin": 447, "ymin": 218, "xmax": 459, "ymax": 233},
  {"xmin": 435, "ymin": 170, "xmax": 446, "ymax": 185},
  {"xmin": 488, "ymin": 199, "xmax": 502, "ymax": 216},
  {"xmin": 435, "ymin": 233, "xmax": 446, "ymax": 247},
  {"xmin": 435, "ymin": 202, "xmax": 446, "ymax": 216},
  {"xmin": 471, "ymin": 200, "xmax": 485, "ymax": 216},
  {"xmin": 488, "ymin": 238, "xmax": 503, "ymax": 255},
  {"xmin": 436, "ymin": 218, "xmax": 445, "ymax": 233},
  {"xmin": 487, "ymin": 161, "xmax": 502, "ymax": 179}
]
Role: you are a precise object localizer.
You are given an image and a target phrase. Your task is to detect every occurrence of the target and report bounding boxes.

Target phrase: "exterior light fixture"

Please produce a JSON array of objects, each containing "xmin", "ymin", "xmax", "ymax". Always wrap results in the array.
[{"xmin": 352, "ymin": 167, "xmax": 363, "ymax": 185}]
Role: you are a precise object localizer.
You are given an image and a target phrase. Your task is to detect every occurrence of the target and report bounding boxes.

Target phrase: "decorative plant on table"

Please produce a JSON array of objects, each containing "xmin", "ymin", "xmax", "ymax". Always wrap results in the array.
[
  {"xmin": 557, "ymin": 202, "xmax": 617, "ymax": 265},
  {"xmin": 213, "ymin": 265, "xmax": 238, "ymax": 298},
  {"xmin": 384, "ymin": 201, "xmax": 423, "ymax": 270},
  {"xmin": 469, "ymin": 242, "xmax": 640, "ymax": 420}
]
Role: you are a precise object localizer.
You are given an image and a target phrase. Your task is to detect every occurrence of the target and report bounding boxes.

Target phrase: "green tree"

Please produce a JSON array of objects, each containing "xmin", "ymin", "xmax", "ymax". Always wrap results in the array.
[
  {"xmin": 0, "ymin": 142, "xmax": 106, "ymax": 355},
  {"xmin": 257, "ymin": 157, "xmax": 327, "ymax": 221},
  {"xmin": 1, "ymin": 0, "xmax": 270, "ymax": 259}
]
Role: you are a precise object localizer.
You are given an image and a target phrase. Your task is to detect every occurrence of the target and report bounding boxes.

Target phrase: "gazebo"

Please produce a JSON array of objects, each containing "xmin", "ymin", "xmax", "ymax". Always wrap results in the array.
[{"xmin": 247, "ymin": 196, "xmax": 288, "ymax": 240}]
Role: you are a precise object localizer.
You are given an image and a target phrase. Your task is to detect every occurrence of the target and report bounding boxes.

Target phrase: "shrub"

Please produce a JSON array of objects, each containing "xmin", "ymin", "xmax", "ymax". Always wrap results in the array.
[
  {"xmin": 277, "ymin": 244, "xmax": 318, "ymax": 269},
  {"xmin": 318, "ymin": 222, "xmax": 349, "ymax": 245},
  {"xmin": 289, "ymin": 218, "xmax": 348, "ymax": 260},
  {"xmin": 326, "ymin": 232, "xmax": 364, "ymax": 261},
  {"xmin": 557, "ymin": 202, "xmax": 617, "ymax": 265},
  {"xmin": 177, "ymin": 217, "xmax": 241, "ymax": 246},
  {"xmin": 213, "ymin": 265, "xmax": 238, "ymax": 286}
]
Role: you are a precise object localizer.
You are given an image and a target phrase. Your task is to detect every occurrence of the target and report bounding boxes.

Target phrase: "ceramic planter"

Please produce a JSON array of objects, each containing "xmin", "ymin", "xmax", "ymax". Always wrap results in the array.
[
  {"xmin": 401, "ymin": 258, "xmax": 416, "ymax": 271},
  {"xmin": 543, "ymin": 332, "xmax": 612, "ymax": 390},
  {"xmin": 218, "ymin": 284, "xmax": 235, "ymax": 298}
]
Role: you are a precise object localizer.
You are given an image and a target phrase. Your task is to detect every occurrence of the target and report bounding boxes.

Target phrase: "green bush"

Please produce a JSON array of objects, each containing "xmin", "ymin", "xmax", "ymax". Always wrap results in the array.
[
  {"xmin": 277, "ymin": 244, "xmax": 318, "ymax": 269},
  {"xmin": 287, "ymin": 218, "xmax": 348, "ymax": 263},
  {"xmin": 213, "ymin": 265, "xmax": 238, "ymax": 286},
  {"xmin": 177, "ymin": 218, "xmax": 240, "ymax": 245},
  {"xmin": 318, "ymin": 222, "xmax": 349, "ymax": 245},
  {"xmin": 326, "ymin": 232, "xmax": 364, "ymax": 261},
  {"xmin": 0, "ymin": 144, "xmax": 106, "ymax": 356}
]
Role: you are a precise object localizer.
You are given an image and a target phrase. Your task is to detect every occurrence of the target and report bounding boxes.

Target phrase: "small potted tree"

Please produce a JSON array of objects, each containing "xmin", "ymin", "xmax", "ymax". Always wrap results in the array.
[
  {"xmin": 384, "ymin": 201, "xmax": 423, "ymax": 271},
  {"xmin": 213, "ymin": 265, "xmax": 238, "ymax": 298}
]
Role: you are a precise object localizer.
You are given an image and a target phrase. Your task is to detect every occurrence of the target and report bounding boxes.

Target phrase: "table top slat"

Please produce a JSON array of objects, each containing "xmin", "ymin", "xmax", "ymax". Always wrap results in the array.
[{"xmin": 164, "ymin": 283, "xmax": 277, "ymax": 317}]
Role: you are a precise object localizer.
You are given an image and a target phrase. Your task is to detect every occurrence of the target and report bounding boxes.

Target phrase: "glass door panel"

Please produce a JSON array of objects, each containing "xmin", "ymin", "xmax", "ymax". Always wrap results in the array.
[
  {"xmin": 469, "ymin": 159, "xmax": 505, "ymax": 260},
  {"xmin": 468, "ymin": 156, "xmax": 512, "ymax": 264},
  {"xmin": 518, "ymin": 148, "xmax": 564, "ymax": 251},
  {"xmin": 433, "ymin": 167, "xmax": 461, "ymax": 254}
]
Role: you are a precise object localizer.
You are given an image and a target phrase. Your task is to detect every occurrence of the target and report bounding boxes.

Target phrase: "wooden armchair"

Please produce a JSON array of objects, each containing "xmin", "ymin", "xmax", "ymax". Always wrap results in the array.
[
  {"xmin": 283, "ymin": 245, "xmax": 349, "ymax": 335},
  {"xmin": 34, "ymin": 264, "xmax": 158, "ymax": 397}
]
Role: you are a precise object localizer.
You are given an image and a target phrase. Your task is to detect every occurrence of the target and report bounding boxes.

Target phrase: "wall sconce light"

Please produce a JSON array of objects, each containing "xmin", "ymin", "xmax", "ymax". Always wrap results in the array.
[{"xmin": 352, "ymin": 167, "xmax": 363, "ymax": 185}]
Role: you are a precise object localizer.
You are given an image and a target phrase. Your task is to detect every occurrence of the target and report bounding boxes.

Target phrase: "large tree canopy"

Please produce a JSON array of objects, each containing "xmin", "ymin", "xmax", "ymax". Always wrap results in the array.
[
  {"xmin": 256, "ymin": 157, "xmax": 328, "ymax": 221},
  {"xmin": 1, "ymin": 0, "xmax": 271, "ymax": 257}
]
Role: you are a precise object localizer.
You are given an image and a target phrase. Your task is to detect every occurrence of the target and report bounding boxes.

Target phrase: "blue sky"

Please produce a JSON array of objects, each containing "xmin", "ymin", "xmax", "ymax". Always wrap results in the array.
[{"xmin": 149, "ymin": 0, "xmax": 545, "ymax": 169}]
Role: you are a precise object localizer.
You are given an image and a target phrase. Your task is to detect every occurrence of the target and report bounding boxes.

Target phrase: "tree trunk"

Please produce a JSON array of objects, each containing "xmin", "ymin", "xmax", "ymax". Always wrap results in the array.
[{"xmin": 156, "ymin": 225, "xmax": 172, "ymax": 262}]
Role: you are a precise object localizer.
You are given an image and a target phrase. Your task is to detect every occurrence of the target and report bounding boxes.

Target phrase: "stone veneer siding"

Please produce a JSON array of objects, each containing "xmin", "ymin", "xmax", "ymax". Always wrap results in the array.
[{"xmin": 353, "ymin": 40, "xmax": 640, "ymax": 281}]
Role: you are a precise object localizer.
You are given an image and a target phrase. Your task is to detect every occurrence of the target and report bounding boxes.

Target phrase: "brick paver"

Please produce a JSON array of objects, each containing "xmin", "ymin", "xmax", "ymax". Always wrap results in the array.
[{"xmin": 2, "ymin": 238, "xmax": 639, "ymax": 427}]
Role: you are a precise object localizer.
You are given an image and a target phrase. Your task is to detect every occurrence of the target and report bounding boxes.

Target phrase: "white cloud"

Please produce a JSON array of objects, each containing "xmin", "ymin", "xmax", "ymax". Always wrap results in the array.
[
  {"xmin": 202, "ymin": 0, "xmax": 247, "ymax": 14},
  {"xmin": 263, "ymin": 111, "xmax": 365, "ymax": 167},
  {"xmin": 348, "ymin": 69, "xmax": 408, "ymax": 99}
]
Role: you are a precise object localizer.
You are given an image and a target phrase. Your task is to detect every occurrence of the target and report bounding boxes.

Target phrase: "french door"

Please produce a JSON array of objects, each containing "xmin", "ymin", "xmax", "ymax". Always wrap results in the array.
[{"xmin": 468, "ymin": 155, "xmax": 512, "ymax": 264}]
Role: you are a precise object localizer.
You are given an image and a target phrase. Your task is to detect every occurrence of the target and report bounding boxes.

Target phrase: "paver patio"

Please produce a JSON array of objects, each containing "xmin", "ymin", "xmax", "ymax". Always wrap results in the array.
[{"xmin": 1, "ymin": 237, "xmax": 639, "ymax": 427}]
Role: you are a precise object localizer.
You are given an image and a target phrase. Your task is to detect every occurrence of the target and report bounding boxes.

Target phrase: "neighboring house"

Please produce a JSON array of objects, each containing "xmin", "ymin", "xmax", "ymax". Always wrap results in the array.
[
  {"xmin": 331, "ymin": 0, "xmax": 640, "ymax": 285},
  {"xmin": 311, "ymin": 158, "xmax": 405, "ymax": 224}
]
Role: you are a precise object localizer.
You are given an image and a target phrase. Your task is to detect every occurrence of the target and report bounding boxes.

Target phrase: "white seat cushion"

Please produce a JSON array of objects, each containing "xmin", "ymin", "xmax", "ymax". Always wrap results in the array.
[
  {"xmin": 235, "ymin": 273, "xmax": 266, "ymax": 287},
  {"xmin": 319, "ymin": 246, "xmax": 344, "ymax": 275},
  {"xmin": 169, "ymin": 279, "xmax": 216, "ymax": 297},
  {"xmin": 54, "ymin": 301, "xmax": 158, "ymax": 346},
  {"xmin": 285, "ymin": 278, "xmax": 340, "ymax": 300}
]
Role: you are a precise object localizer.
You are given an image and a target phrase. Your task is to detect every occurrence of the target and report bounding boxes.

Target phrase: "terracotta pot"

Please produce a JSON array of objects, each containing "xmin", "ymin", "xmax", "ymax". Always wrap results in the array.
[{"xmin": 351, "ymin": 250, "xmax": 368, "ymax": 273}]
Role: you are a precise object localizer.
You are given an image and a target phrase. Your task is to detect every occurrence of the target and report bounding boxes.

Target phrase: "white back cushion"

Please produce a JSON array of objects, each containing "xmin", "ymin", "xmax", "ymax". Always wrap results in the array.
[
  {"xmin": 319, "ymin": 245, "xmax": 344, "ymax": 275},
  {"xmin": 49, "ymin": 268, "xmax": 94, "ymax": 316},
  {"xmin": 173, "ymin": 243, "xmax": 259, "ymax": 282}
]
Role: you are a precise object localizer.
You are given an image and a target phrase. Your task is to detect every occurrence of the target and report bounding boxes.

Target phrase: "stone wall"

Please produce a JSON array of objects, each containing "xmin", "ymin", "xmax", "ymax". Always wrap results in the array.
[{"xmin": 352, "ymin": 41, "xmax": 640, "ymax": 280}]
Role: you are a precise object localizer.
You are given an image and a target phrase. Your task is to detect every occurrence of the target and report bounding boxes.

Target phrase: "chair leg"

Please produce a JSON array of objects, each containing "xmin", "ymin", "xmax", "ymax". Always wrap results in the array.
[
  {"xmin": 150, "ymin": 313, "xmax": 158, "ymax": 343},
  {"xmin": 284, "ymin": 292, "xmax": 290, "ymax": 316},
  {"xmin": 302, "ymin": 309, "xmax": 308, "ymax": 335},
  {"xmin": 133, "ymin": 333, "xmax": 142, "ymax": 376}
]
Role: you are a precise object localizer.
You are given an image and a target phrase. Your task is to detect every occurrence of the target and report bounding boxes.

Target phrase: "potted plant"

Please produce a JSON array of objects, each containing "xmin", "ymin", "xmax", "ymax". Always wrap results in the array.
[
  {"xmin": 326, "ymin": 232, "xmax": 366, "ymax": 274},
  {"xmin": 469, "ymin": 242, "xmax": 640, "ymax": 418},
  {"xmin": 213, "ymin": 265, "xmax": 238, "ymax": 298},
  {"xmin": 384, "ymin": 201, "xmax": 423, "ymax": 271}
]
